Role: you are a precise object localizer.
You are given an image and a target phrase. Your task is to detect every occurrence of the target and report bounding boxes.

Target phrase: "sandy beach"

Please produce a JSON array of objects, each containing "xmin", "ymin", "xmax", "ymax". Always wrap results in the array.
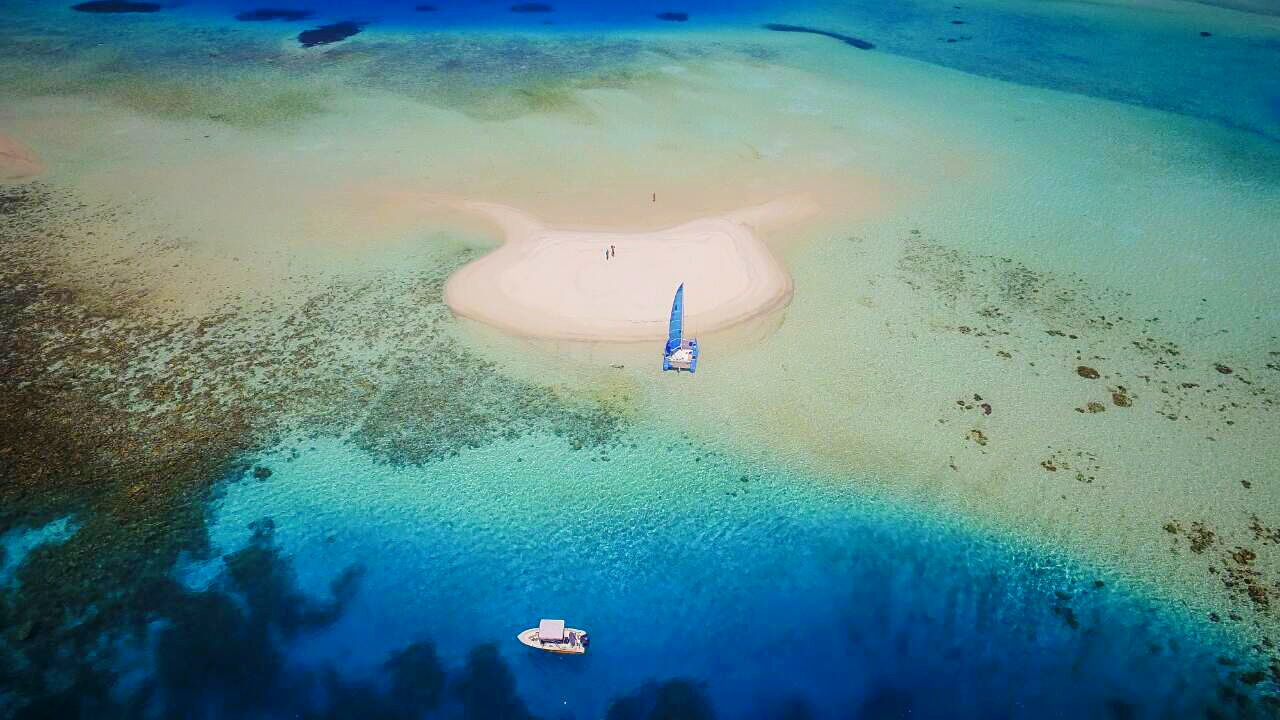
[{"xmin": 441, "ymin": 197, "xmax": 818, "ymax": 342}]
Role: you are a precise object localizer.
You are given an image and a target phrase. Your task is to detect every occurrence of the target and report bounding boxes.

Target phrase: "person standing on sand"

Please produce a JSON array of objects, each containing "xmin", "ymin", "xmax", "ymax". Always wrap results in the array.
[
  {"xmin": 605, "ymin": 248, "xmax": 609, "ymax": 260},
  {"xmin": 610, "ymin": 244, "xmax": 616, "ymax": 258}
]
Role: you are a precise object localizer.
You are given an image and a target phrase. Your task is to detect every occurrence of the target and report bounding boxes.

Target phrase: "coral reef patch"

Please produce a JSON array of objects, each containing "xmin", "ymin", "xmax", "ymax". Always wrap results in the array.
[
  {"xmin": 762, "ymin": 23, "xmax": 875, "ymax": 50},
  {"xmin": 298, "ymin": 20, "xmax": 364, "ymax": 47},
  {"xmin": 236, "ymin": 8, "xmax": 313, "ymax": 21},
  {"xmin": 0, "ymin": 181, "xmax": 632, "ymax": 714},
  {"xmin": 70, "ymin": 0, "xmax": 160, "ymax": 12}
]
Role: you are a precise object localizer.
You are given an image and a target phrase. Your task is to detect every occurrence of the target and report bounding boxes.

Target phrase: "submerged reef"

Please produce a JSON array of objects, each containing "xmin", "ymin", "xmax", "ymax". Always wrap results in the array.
[
  {"xmin": 606, "ymin": 679, "xmax": 716, "ymax": 720},
  {"xmin": 896, "ymin": 229, "xmax": 1280, "ymax": 701},
  {"xmin": 0, "ymin": 16, "xmax": 764, "ymax": 126},
  {"xmin": 70, "ymin": 0, "xmax": 160, "ymax": 12},
  {"xmin": 898, "ymin": 233, "xmax": 1277, "ymax": 436},
  {"xmin": 656, "ymin": 11, "xmax": 689, "ymax": 22},
  {"xmin": 236, "ymin": 8, "xmax": 313, "ymax": 21},
  {"xmin": 0, "ymin": 182, "xmax": 632, "ymax": 715},
  {"xmin": 298, "ymin": 20, "xmax": 364, "ymax": 47},
  {"xmin": 0, "ymin": 182, "xmax": 1273, "ymax": 716},
  {"xmin": 510, "ymin": 2, "xmax": 553, "ymax": 12},
  {"xmin": 762, "ymin": 23, "xmax": 875, "ymax": 50}
]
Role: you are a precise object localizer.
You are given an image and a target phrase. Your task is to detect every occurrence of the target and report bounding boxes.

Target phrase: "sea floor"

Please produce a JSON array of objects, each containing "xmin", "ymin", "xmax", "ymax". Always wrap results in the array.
[{"xmin": 2, "ymin": 0, "xmax": 1279, "ymax": 717}]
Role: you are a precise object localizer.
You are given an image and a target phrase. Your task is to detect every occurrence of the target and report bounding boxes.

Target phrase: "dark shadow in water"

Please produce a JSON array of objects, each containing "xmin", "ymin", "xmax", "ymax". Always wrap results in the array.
[
  {"xmin": 656, "ymin": 12, "xmax": 688, "ymax": 22},
  {"xmin": 2, "ymin": 513, "xmax": 458, "ymax": 718},
  {"xmin": 762, "ymin": 23, "xmax": 875, "ymax": 50},
  {"xmin": 510, "ymin": 3, "xmax": 553, "ymax": 12},
  {"xmin": 606, "ymin": 682, "xmax": 829, "ymax": 720},
  {"xmin": 298, "ymin": 20, "xmax": 364, "ymax": 47},
  {"xmin": 857, "ymin": 688, "xmax": 915, "ymax": 719},
  {"xmin": 3, "ymin": 507, "xmax": 1279, "ymax": 719},
  {"xmin": 236, "ymin": 8, "xmax": 314, "ymax": 21},
  {"xmin": 70, "ymin": 0, "xmax": 160, "ymax": 12},
  {"xmin": 760, "ymin": 697, "xmax": 816, "ymax": 720},
  {"xmin": 606, "ymin": 679, "xmax": 716, "ymax": 720},
  {"xmin": 150, "ymin": 517, "xmax": 366, "ymax": 716},
  {"xmin": 415, "ymin": 4, "xmax": 438, "ymax": 10},
  {"xmin": 311, "ymin": 642, "xmax": 446, "ymax": 720},
  {"xmin": 452, "ymin": 643, "xmax": 538, "ymax": 720}
]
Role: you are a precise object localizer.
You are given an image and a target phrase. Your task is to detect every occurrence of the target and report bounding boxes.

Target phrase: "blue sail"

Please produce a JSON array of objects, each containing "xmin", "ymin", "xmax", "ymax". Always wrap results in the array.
[
  {"xmin": 667, "ymin": 283, "xmax": 684, "ymax": 348},
  {"xmin": 663, "ymin": 283, "xmax": 697, "ymax": 372}
]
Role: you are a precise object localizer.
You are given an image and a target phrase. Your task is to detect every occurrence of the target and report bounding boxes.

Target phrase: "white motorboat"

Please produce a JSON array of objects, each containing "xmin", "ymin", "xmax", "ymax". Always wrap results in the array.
[{"xmin": 517, "ymin": 619, "xmax": 588, "ymax": 655}]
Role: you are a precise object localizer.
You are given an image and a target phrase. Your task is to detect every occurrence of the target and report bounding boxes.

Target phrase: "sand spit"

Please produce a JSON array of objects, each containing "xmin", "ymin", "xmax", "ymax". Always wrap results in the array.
[
  {"xmin": 0, "ymin": 133, "xmax": 43, "ymax": 180},
  {"xmin": 441, "ymin": 196, "xmax": 818, "ymax": 342}
]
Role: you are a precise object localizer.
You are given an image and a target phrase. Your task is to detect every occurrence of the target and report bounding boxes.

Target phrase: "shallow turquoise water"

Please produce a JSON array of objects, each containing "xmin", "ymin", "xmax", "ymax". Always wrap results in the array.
[
  {"xmin": 177, "ymin": 426, "xmax": 1236, "ymax": 718},
  {"xmin": 162, "ymin": 0, "xmax": 1280, "ymax": 140},
  {"xmin": 3, "ymin": 0, "xmax": 1278, "ymax": 716}
]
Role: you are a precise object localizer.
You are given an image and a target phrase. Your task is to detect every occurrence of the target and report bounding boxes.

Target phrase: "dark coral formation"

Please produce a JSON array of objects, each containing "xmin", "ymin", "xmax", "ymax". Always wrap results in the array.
[
  {"xmin": 899, "ymin": 229, "xmax": 1279, "ymax": 676},
  {"xmin": 762, "ymin": 23, "xmax": 875, "ymax": 49},
  {"xmin": 762, "ymin": 23, "xmax": 875, "ymax": 50},
  {"xmin": 0, "ymin": 16, "xmax": 772, "ymax": 126},
  {"xmin": 1051, "ymin": 590, "xmax": 1080, "ymax": 629},
  {"xmin": 606, "ymin": 679, "xmax": 716, "ymax": 720},
  {"xmin": 1163, "ymin": 514, "xmax": 1280, "ymax": 678},
  {"xmin": 450, "ymin": 644, "xmax": 537, "ymax": 719},
  {"xmin": 900, "ymin": 231, "xmax": 1276, "ymax": 436},
  {"xmin": 71, "ymin": 0, "xmax": 160, "ymax": 12},
  {"xmin": 1110, "ymin": 387, "xmax": 1132, "ymax": 407},
  {"xmin": 656, "ymin": 11, "xmax": 689, "ymax": 22},
  {"xmin": 1077, "ymin": 365, "xmax": 1101, "ymax": 379},
  {"xmin": 510, "ymin": 2, "xmax": 552, "ymax": 12},
  {"xmin": 0, "ymin": 181, "xmax": 632, "ymax": 715},
  {"xmin": 298, "ymin": 20, "xmax": 364, "ymax": 47},
  {"xmin": 1040, "ymin": 447, "xmax": 1098, "ymax": 483},
  {"xmin": 236, "ymin": 8, "xmax": 314, "ymax": 21}
]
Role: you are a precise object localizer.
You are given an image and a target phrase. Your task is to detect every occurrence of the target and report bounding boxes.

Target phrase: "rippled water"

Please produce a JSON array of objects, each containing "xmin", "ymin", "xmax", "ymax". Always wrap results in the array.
[{"xmin": 153, "ymin": 427, "xmax": 1230, "ymax": 719}]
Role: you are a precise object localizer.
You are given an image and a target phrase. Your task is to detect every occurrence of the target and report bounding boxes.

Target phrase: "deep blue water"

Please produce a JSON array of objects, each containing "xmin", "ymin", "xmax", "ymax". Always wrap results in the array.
[{"xmin": 154, "ymin": 430, "xmax": 1242, "ymax": 719}]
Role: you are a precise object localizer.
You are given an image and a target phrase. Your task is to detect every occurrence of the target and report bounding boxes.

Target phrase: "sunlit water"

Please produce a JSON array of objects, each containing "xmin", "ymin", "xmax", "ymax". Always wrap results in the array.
[
  {"xmin": 2, "ymin": 0, "xmax": 1279, "ymax": 717},
  {"xmin": 176, "ymin": 427, "xmax": 1233, "ymax": 718}
]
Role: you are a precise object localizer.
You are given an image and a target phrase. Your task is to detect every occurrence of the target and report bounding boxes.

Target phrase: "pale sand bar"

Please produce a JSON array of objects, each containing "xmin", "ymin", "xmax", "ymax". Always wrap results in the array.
[
  {"xmin": 442, "ymin": 197, "xmax": 818, "ymax": 342},
  {"xmin": 0, "ymin": 132, "xmax": 43, "ymax": 180}
]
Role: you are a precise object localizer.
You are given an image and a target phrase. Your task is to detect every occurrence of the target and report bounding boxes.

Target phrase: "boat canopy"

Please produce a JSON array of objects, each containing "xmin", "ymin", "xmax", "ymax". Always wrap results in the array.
[{"xmin": 538, "ymin": 619, "xmax": 565, "ymax": 642}]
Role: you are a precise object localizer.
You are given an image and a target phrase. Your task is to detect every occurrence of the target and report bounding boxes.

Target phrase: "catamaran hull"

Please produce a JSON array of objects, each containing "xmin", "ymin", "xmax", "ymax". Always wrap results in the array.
[
  {"xmin": 661, "ymin": 283, "xmax": 698, "ymax": 373},
  {"xmin": 662, "ymin": 339, "xmax": 699, "ymax": 373}
]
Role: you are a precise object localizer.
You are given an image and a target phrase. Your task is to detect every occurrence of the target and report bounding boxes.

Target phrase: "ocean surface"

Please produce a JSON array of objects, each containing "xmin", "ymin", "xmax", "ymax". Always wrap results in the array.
[
  {"xmin": 175, "ymin": 429, "xmax": 1239, "ymax": 718},
  {"xmin": 2, "ymin": 0, "xmax": 1279, "ymax": 718}
]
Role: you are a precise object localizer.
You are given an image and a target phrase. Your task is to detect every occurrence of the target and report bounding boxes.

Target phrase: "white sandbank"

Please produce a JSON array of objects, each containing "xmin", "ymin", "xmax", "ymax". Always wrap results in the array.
[
  {"xmin": 0, "ymin": 132, "xmax": 43, "ymax": 180},
  {"xmin": 441, "ymin": 197, "xmax": 818, "ymax": 342}
]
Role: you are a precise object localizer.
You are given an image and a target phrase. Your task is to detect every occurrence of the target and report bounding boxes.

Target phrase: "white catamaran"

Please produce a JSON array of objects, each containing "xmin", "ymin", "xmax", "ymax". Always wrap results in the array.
[
  {"xmin": 662, "ymin": 283, "xmax": 699, "ymax": 373},
  {"xmin": 517, "ymin": 619, "xmax": 589, "ymax": 655}
]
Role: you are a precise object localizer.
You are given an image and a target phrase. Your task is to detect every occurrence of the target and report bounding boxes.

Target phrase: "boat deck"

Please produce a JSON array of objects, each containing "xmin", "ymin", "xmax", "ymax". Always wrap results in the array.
[{"xmin": 517, "ymin": 628, "xmax": 588, "ymax": 654}]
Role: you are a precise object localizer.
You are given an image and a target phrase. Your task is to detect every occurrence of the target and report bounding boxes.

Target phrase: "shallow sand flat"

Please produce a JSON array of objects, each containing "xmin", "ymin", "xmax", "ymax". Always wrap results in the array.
[
  {"xmin": 2, "ymin": 11, "xmax": 1276, "ymax": 659},
  {"xmin": 0, "ymin": 54, "xmax": 901, "ymax": 317},
  {"xmin": 442, "ymin": 198, "xmax": 815, "ymax": 341},
  {"xmin": 433, "ymin": 56, "xmax": 1280, "ymax": 649}
]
